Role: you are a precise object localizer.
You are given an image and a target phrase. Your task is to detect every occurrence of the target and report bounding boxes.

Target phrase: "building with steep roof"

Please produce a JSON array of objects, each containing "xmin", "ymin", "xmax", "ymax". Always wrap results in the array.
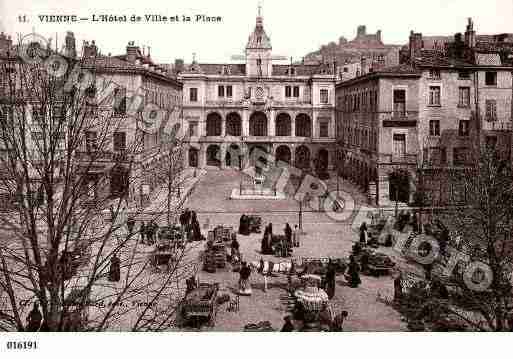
[
  {"xmin": 336, "ymin": 18, "xmax": 513, "ymax": 206},
  {"xmin": 177, "ymin": 10, "xmax": 337, "ymax": 175}
]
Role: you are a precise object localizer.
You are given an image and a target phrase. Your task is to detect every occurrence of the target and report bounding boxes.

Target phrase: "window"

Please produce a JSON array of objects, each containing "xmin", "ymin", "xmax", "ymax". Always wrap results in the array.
[
  {"xmin": 485, "ymin": 136, "xmax": 497, "ymax": 150},
  {"xmin": 458, "ymin": 87, "xmax": 470, "ymax": 107},
  {"xmin": 343, "ymin": 67, "xmax": 348, "ymax": 73},
  {"xmin": 485, "ymin": 100, "xmax": 497, "ymax": 121},
  {"xmin": 429, "ymin": 69, "xmax": 441, "ymax": 79},
  {"xmin": 458, "ymin": 71, "xmax": 471, "ymax": 79},
  {"xmin": 427, "ymin": 147, "xmax": 447, "ymax": 165},
  {"xmin": 226, "ymin": 85, "xmax": 232, "ymax": 97},
  {"xmin": 429, "ymin": 120, "xmax": 440, "ymax": 136},
  {"xmin": 113, "ymin": 88, "xmax": 126, "ymax": 115},
  {"xmin": 485, "ymin": 71, "xmax": 497, "ymax": 86},
  {"xmin": 393, "ymin": 134, "xmax": 406, "ymax": 158},
  {"xmin": 189, "ymin": 122, "xmax": 198, "ymax": 137},
  {"xmin": 393, "ymin": 89, "xmax": 406, "ymax": 117},
  {"xmin": 113, "ymin": 132, "xmax": 126, "ymax": 152},
  {"xmin": 293, "ymin": 86, "xmax": 300, "ymax": 98},
  {"xmin": 319, "ymin": 121, "xmax": 329, "ymax": 138},
  {"xmin": 189, "ymin": 88, "xmax": 198, "ymax": 102},
  {"xmin": 458, "ymin": 120, "xmax": 470, "ymax": 136},
  {"xmin": 320, "ymin": 89, "xmax": 329, "ymax": 104},
  {"xmin": 218, "ymin": 85, "xmax": 225, "ymax": 97},
  {"xmin": 453, "ymin": 147, "xmax": 470, "ymax": 166},
  {"xmin": 85, "ymin": 131, "xmax": 97, "ymax": 153},
  {"xmin": 429, "ymin": 86, "xmax": 441, "ymax": 106},
  {"xmin": 285, "ymin": 86, "xmax": 292, "ymax": 98}
]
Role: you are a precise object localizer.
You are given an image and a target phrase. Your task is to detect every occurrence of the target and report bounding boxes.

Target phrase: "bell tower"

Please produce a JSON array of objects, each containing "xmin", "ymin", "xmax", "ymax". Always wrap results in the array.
[{"xmin": 245, "ymin": 5, "xmax": 272, "ymax": 77}]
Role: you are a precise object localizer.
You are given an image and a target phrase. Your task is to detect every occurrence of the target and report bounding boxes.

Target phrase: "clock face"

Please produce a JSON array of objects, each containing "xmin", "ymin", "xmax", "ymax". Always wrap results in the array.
[{"xmin": 256, "ymin": 87, "xmax": 264, "ymax": 99}]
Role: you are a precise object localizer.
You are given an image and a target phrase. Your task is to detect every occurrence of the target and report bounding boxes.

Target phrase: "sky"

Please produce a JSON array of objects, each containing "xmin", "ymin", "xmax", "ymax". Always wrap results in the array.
[{"xmin": 1, "ymin": 0, "xmax": 513, "ymax": 64}]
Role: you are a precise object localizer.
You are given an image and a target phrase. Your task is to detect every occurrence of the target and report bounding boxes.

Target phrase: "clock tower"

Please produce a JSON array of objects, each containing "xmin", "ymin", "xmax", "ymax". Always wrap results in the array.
[{"xmin": 245, "ymin": 7, "xmax": 272, "ymax": 77}]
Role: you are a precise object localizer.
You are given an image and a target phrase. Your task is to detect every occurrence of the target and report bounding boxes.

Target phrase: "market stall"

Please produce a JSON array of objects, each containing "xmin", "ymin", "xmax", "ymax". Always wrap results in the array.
[{"xmin": 180, "ymin": 282, "xmax": 219, "ymax": 328}]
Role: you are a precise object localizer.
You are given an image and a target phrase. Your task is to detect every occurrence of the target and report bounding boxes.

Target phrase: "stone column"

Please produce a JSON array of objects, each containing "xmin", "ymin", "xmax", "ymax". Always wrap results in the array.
[
  {"xmin": 199, "ymin": 143, "xmax": 207, "ymax": 168},
  {"xmin": 220, "ymin": 143, "xmax": 227, "ymax": 169},
  {"xmin": 291, "ymin": 116, "xmax": 296, "ymax": 137},
  {"xmin": 268, "ymin": 109, "xmax": 276, "ymax": 137},
  {"xmin": 312, "ymin": 114, "xmax": 317, "ymax": 139},
  {"xmin": 184, "ymin": 145, "xmax": 190, "ymax": 168},
  {"xmin": 290, "ymin": 144, "xmax": 296, "ymax": 167},
  {"xmin": 242, "ymin": 109, "xmax": 250, "ymax": 136},
  {"xmin": 221, "ymin": 117, "xmax": 226, "ymax": 137}
]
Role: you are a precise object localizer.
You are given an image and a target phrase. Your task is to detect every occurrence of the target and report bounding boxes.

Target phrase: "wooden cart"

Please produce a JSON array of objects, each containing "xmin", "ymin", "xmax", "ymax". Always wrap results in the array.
[{"xmin": 180, "ymin": 282, "xmax": 219, "ymax": 328}]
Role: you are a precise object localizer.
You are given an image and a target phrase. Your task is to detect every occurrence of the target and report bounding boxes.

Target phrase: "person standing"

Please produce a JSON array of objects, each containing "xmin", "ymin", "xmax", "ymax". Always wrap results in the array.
[
  {"xmin": 139, "ymin": 222, "xmax": 146, "ymax": 244},
  {"xmin": 346, "ymin": 255, "xmax": 361, "ymax": 288},
  {"xmin": 331, "ymin": 311, "xmax": 348, "ymax": 332},
  {"xmin": 126, "ymin": 217, "xmax": 135, "ymax": 236},
  {"xmin": 293, "ymin": 225, "xmax": 300, "ymax": 247},
  {"xmin": 281, "ymin": 315, "xmax": 295, "ymax": 332},
  {"xmin": 325, "ymin": 260, "xmax": 337, "ymax": 299},
  {"xmin": 238, "ymin": 261, "xmax": 252, "ymax": 295},
  {"xmin": 108, "ymin": 253, "xmax": 121, "ymax": 282},
  {"xmin": 26, "ymin": 302, "xmax": 42, "ymax": 332},
  {"xmin": 359, "ymin": 222, "xmax": 367, "ymax": 246},
  {"xmin": 284, "ymin": 223, "xmax": 292, "ymax": 256},
  {"xmin": 230, "ymin": 237, "xmax": 241, "ymax": 263}
]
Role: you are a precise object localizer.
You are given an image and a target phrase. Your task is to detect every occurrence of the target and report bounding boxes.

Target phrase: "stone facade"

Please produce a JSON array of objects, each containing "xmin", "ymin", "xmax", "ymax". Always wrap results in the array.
[
  {"xmin": 335, "ymin": 18, "xmax": 513, "ymax": 207},
  {"xmin": 336, "ymin": 66, "xmax": 421, "ymax": 206},
  {"xmin": 178, "ymin": 12, "xmax": 337, "ymax": 175}
]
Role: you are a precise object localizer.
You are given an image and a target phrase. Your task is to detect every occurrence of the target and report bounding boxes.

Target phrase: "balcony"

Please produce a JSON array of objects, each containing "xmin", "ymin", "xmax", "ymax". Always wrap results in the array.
[
  {"xmin": 380, "ymin": 153, "xmax": 418, "ymax": 164},
  {"xmin": 380, "ymin": 111, "xmax": 419, "ymax": 128},
  {"xmin": 482, "ymin": 121, "xmax": 512, "ymax": 131}
]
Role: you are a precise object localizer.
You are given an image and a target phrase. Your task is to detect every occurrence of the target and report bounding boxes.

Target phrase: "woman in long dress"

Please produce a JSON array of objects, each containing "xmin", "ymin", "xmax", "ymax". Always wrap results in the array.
[
  {"xmin": 346, "ymin": 255, "xmax": 361, "ymax": 288},
  {"xmin": 325, "ymin": 261, "xmax": 336, "ymax": 299},
  {"xmin": 238, "ymin": 262, "xmax": 252, "ymax": 295}
]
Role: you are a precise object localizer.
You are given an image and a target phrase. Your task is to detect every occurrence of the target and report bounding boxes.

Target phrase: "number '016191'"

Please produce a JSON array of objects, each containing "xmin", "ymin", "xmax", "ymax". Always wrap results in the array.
[{"xmin": 6, "ymin": 341, "xmax": 37, "ymax": 350}]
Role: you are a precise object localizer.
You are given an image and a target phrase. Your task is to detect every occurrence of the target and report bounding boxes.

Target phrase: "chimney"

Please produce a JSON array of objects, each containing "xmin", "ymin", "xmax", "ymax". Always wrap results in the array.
[
  {"xmin": 357, "ymin": 25, "xmax": 366, "ymax": 38},
  {"xmin": 376, "ymin": 30, "xmax": 382, "ymax": 43},
  {"xmin": 174, "ymin": 58, "xmax": 184, "ymax": 74},
  {"xmin": 409, "ymin": 30, "xmax": 423, "ymax": 60},
  {"xmin": 361, "ymin": 56, "xmax": 368, "ymax": 75},
  {"xmin": 126, "ymin": 41, "xmax": 139, "ymax": 64},
  {"xmin": 464, "ymin": 17, "xmax": 476, "ymax": 48},
  {"xmin": 64, "ymin": 31, "xmax": 77, "ymax": 58},
  {"xmin": 82, "ymin": 40, "xmax": 98, "ymax": 58}
]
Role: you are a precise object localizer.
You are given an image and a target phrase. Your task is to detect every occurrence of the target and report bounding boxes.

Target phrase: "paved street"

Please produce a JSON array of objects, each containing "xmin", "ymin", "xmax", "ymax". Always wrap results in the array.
[{"xmin": 183, "ymin": 169, "xmax": 406, "ymax": 331}]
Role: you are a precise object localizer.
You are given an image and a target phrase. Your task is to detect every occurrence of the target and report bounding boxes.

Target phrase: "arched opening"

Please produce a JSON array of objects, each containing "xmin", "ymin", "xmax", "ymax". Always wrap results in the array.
[
  {"xmin": 225, "ymin": 144, "xmax": 242, "ymax": 168},
  {"xmin": 206, "ymin": 112, "xmax": 222, "ymax": 136},
  {"xmin": 389, "ymin": 169, "xmax": 410, "ymax": 203},
  {"xmin": 249, "ymin": 145, "xmax": 269, "ymax": 174},
  {"xmin": 226, "ymin": 112, "xmax": 242, "ymax": 136},
  {"xmin": 275, "ymin": 145, "xmax": 291, "ymax": 165},
  {"xmin": 188, "ymin": 147, "xmax": 199, "ymax": 168},
  {"xmin": 206, "ymin": 144, "xmax": 221, "ymax": 167},
  {"xmin": 295, "ymin": 114, "xmax": 312, "ymax": 137},
  {"xmin": 110, "ymin": 165, "xmax": 129, "ymax": 198},
  {"xmin": 249, "ymin": 111, "xmax": 268, "ymax": 136},
  {"xmin": 295, "ymin": 145, "xmax": 311, "ymax": 170},
  {"xmin": 275, "ymin": 113, "xmax": 291, "ymax": 136},
  {"xmin": 316, "ymin": 148, "xmax": 329, "ymax": 178}
]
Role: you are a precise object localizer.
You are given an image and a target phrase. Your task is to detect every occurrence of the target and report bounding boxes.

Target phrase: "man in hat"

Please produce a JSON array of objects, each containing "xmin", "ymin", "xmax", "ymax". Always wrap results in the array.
[
  {"xmin": 26, "ymin": 302, "xmax": 42, "ymax": 331},
  {"xmin": 281, "ymin": 315, "xmax": 294, "ymax": 332},
  {"xmin": 108, "ymin": 253, "xmax": 121, "ymax": 282}
]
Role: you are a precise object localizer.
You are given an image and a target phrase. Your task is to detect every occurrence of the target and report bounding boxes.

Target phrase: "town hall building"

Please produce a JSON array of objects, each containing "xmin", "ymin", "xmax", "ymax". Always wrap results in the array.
[{"xmin": 176, "ymin": 11, "xmax": 337, "ymax": 175}]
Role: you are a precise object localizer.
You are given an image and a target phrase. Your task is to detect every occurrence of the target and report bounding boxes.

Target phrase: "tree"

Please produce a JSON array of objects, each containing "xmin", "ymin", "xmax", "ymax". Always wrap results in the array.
[
  {"xmin": 0, "ymin": 40, "xmax": 196, "ymax": 331},
  {"xmin": 418, "ymin": 146, "xmax": 513, "ymax": 331}
]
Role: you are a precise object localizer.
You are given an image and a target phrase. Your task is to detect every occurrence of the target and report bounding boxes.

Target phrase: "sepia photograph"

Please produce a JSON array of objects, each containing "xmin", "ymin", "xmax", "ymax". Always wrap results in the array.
[{"xmin": 0, "ymin": 0, "xmax": 513, "ymax": 357}]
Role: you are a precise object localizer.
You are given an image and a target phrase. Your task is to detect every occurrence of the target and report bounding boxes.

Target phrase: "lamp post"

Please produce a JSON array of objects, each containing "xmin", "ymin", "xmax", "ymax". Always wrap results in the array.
[{"xmin": 239, "ymin": 155, "xmax": 243, "ymax": 195}]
